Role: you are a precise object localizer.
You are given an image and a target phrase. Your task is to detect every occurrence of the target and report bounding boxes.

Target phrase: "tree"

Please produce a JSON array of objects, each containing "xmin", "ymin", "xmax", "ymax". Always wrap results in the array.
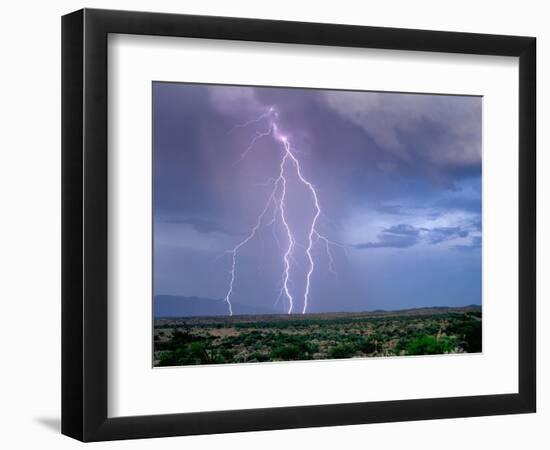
[{"xmin": 405, "ymin": 335, "xmax": 455, "ymax": 355}]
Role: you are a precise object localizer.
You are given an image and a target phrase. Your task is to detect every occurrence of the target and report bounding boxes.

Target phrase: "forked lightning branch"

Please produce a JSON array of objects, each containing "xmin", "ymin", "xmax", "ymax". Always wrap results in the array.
[{"xmin": 223, "ymin": 107, "xmax": 340, "ymax": 316}]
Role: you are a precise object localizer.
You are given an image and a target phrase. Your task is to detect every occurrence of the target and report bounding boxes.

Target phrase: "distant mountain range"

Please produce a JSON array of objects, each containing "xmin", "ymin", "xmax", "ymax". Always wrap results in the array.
[
  {"xmin": 153, "ymin": 295, "xmax": 276, "ymax": 317},
  {"xmin": 154, "ymin": 295, "xmax": 481, "ymax": 319}
]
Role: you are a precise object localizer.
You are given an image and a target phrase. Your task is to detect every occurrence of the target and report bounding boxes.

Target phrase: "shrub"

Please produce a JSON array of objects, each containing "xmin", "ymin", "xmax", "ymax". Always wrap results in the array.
[
  {"xmin": 358, "ymin": 338, "xmax": 376, "ymax": 354},
  {"xmin": 405, "ymin": 335, "xmax": 456, "ymax": 355},
  {"xmin": 271, "ymin": 344, "xmax": 303, "ymax": 360},
  {"xmin": 328, "ymin": 343, "xmax": 358, "ymax": 359},
  {"xmin": 446, "ymin": 317, "xmax": 482, "ymax": 352},
  {"xmin": 248, "ymin": 351, "xmax": 270, "ymax": 362}
]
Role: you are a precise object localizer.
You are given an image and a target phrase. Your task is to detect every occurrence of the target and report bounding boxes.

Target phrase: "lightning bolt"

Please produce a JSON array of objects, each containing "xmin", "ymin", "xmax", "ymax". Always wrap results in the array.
[
  {"xmin": 223, "ymin": 107, "xmax": 340, "ymax": 316},
  {"xmin": 223, "ymin": 179, "xmax": 280, "ymax": 316}
]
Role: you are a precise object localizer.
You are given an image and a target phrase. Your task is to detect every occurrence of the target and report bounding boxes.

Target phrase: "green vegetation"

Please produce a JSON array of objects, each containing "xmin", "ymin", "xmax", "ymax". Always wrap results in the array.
[{"xmin": 153, "ymin": 307, "xmax": 482, "ymax": 366}]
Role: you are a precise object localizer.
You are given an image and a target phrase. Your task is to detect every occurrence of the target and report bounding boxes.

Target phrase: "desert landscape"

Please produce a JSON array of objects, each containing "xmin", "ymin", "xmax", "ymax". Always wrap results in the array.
[{"xmin": 153, "ymin": 305, "xmax": 482, "ymax": 366}]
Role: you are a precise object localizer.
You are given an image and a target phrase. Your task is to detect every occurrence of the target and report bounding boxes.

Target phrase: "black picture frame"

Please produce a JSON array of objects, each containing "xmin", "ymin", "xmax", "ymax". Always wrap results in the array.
[{"xmin": 62, "ymin": 8, "xmax": 536, "ymax": 442}]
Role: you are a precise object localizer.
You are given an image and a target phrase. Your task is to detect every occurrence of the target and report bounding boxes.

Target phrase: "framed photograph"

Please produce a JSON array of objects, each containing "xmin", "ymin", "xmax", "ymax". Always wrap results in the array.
[{"xmin": 62, "ymin": 8, "xmax": 536, "ymax": 441}]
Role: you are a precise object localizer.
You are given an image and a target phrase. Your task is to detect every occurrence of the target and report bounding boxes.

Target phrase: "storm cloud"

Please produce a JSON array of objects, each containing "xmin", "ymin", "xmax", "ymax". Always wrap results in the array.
[
  {"xmin": 355, "ymin": 224, "xmax": 421, "ymax": 249},
  {"xmin": 355, "ymin": 224, "xmax": 473, "ymax": 249},
  {"xmin": 153, "ymin": 82, "xmax": 482, "ymax": 311}
]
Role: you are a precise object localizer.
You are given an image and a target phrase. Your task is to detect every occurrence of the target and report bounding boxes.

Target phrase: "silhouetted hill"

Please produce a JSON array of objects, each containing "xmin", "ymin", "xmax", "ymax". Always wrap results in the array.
[{"xmin": 153, "ymin": 295, "xmax": 275, "ymax": 317}]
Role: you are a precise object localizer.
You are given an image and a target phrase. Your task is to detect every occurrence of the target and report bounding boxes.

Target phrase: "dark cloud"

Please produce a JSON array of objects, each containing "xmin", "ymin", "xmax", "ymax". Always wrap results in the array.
[
  {"xmin": 427, "ymin": 226, "xmax": 469, "ymax": 244},
  {"xmin": 356, "ymin": 224, "xmax": 471, "ymax": 249},
  {"xmin": 324, "ymin": 91, "xmax": 481, "ymax": 176},
  {"xmin": 205, "ymin": 85, "xmax": 481, "ymax": 221},
  {"xmin": 355, "ymin": 224, "xmax": 421, "ymax": 249},
  {"xmin": 159, "ymin": 216, "xmax": 239, "ymax": 235}
]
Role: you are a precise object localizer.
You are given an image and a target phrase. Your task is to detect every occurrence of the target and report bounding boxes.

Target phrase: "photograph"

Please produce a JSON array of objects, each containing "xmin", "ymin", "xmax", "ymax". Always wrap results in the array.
[{"xmin": 152, "ymin": 82, "xmax": 482, "ymax": 367}]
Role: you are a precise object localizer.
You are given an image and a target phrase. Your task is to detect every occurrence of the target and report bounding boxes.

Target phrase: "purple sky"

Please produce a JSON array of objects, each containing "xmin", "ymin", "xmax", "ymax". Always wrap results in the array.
[{"xmin": 153, "ymin": 82, "xmax": 482, "ymax": 313}]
